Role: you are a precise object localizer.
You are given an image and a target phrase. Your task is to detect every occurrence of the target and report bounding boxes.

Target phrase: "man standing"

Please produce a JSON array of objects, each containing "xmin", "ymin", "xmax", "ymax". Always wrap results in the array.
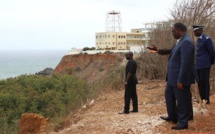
[
  {"xmin": 147, "ymin": 46, "xmax": 194, "ymax": 121},
  {"xmin": 166, "ymin": 23, "xmax": 194, "ymax": 130},
  {"xmin": 148, "ymin": 23, "xmax": 195, "ymax": 130},
  {"xmin": 193, "ymin": 25, "xmax": 215, "ymax": 104},
  {"xmin": 119, "ymin": 52, "xmax": 138, "ymax": 114}
]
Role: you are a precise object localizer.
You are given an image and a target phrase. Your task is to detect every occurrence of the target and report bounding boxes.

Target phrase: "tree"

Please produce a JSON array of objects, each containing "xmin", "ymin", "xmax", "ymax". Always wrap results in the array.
[
  {"xmin": 146, "ymin": 0, "xmax": 215, "ymax": 81},
  {"xmin": 149, "ymin": 0, "xmax": 215, "ymax": 49},
  {"xmin": 82, "ymin": 47, "xmax": 90, "ymax": 51},
  {"xmin": 170, "ymin": 0, "xmax": 215, "ymax": 40},
  {"xmin": 82, "ymin": 47, "xmax": 96, "ymax": 51}
]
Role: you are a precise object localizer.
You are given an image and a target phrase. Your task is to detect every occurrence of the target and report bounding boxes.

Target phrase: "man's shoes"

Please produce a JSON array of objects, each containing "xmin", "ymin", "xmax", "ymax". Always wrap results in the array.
[
  {"xmin": 160, "ymin": 116, "xmax": 178, "ymax": 123},
  {"xmin": 171, "ymin": 125, "xmax": 188, "ymax": 130},
  {"xmin": 130, "ymin": 110, "xmax": 138, "ymax": 113},
  {"xmin": 160, "ymin": 116, "xmax": 172, "ymax": 121},
  {"xmin": 118, "ymin": 111, "xmax": 129, "ymax": 114}
]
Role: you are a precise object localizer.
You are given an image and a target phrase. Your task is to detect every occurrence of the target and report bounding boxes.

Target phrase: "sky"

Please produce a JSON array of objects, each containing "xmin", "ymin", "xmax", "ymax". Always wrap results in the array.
[{"xmin": 0, "ymin": 0, "xmax": 176, "ymax": 50}]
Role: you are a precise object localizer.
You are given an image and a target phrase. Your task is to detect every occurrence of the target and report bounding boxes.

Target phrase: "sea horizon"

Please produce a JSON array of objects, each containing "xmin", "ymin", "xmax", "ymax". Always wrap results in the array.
[{"xmin": 0, "ymin": 49, "xmax": 69, "ymax": 80}]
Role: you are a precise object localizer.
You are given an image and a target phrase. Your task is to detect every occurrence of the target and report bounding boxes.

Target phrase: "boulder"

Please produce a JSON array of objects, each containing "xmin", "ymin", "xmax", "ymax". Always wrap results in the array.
[
  {"xmin": 36, "ymin": 68, "xmax": 54, "ymax": 76},
  {"xmin": 19, "ymin": 113, "xmax": 49, "ymax": 134}
]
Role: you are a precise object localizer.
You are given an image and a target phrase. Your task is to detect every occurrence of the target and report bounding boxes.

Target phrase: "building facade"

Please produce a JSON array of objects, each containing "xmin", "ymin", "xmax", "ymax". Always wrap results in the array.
[
  {"xmin": 96, "ymin": 32, "xmax": 126, "ymax": 50},
  {"xmin": 95, "ymin": 31, "xmax": 147, "ymax": 51},
  {"xmin": 95, "ymin": 21, "xmax": 173, "ymax": 52}
]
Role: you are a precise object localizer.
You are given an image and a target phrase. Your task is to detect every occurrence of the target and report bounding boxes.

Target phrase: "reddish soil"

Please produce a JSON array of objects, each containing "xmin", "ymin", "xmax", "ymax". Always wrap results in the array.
[
  {"xmin": 19, "ymin": 113, "xmax": 49, "ymax": 134},
  {"xmin": 51, "ymin": 80, "xmax": 215, "ymax": 134},
  {"xmin": 54, "ymin": 54, "xmax": 124, "ymax": 83}
]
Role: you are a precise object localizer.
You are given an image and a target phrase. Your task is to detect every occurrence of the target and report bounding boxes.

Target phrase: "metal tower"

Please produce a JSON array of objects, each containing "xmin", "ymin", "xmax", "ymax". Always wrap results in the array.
[{"xmin": 105, "ymin": 10, "xmax": 122, "ymax": 32}]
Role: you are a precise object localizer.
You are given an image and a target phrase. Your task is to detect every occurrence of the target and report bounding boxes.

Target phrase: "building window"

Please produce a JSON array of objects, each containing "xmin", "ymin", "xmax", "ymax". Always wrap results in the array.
[
  {"xmin": 105, "ymin": 35, "xmax": 107, "ymax": 38},
  {"xmin": 108, "ymin": 35, "xmax": 110, "ymax": 38},
  {"xmin": 118, "ymin": 36, "xmax": 120, "ymax": 38},
  {"xmin": 113, "ymin": 42, "xmax": 114, "ymax": 44},
  {"xmin": 113, "ymin": 35, "xmax": 115, "ymax": 38}
]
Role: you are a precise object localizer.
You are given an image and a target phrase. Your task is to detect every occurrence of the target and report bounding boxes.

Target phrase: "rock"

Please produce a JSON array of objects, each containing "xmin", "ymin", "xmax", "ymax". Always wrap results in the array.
[
  {"xmin": 89, "ymin": 100, "xmax": 95, "ymax": 106},
  {"xmin": 19, "ymin": 113, "xmax": 49, "ymax": 134},
  {"xmin": 36, "ymin": 68, "xmax": 54, "ymax": 76}
]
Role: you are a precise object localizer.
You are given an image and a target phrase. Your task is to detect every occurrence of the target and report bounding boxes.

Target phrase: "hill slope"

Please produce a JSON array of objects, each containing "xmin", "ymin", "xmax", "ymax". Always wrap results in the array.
[
  {"xmin": 54, "ymin": 54, "xmax": 124, "ymax": 83},
  {"xmin": 51, "ymin": 80, "xmax": 215, "ymax": 134}
]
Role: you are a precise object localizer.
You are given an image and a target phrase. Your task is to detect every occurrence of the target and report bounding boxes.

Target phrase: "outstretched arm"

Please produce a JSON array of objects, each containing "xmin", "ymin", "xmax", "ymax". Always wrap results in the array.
[
  {"xmin": 147, "ymin": 45, "xmax": 172, "ymax": 55},
  {"xmin": 157, "ymin": 49, "xmax": 172, "ymax": 55}
]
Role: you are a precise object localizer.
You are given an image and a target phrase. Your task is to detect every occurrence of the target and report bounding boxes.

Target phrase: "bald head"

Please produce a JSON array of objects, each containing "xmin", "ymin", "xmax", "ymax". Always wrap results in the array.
[
  {"xmin": 125, "ymin": 52, "xmax": 133, "ymax": 60},
  {"xmin": 125, "ymin": 52, "xmax": 133, "ymax": 56}
]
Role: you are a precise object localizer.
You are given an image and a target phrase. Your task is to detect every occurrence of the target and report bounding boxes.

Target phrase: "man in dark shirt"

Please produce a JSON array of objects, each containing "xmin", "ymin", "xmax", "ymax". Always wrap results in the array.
[{"xmin": 119, "ymin": 52, "xmax": 138, "ymax": 114}]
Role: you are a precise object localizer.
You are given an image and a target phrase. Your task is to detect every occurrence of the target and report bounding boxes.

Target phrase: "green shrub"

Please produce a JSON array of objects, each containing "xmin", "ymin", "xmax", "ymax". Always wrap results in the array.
[{"xmin": 0, "ymin": 74, "xmax": 90, "ymax": 133}]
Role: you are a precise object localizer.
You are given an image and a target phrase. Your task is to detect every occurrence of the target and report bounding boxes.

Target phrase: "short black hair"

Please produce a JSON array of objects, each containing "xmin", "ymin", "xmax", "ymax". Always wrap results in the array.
[{"xmin": 174, "ymin": 23, "xmax": 187, "ymax": 32}]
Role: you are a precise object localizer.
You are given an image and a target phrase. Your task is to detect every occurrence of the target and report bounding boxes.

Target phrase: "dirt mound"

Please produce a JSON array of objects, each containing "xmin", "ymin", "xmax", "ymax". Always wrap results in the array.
[
  {"xmin": 19, "ymin": 113, "xmax": 49, "ymax": 134},
  {"xmin": 51, "ymin": 81, "xmax": 215, "ymax": 134}
]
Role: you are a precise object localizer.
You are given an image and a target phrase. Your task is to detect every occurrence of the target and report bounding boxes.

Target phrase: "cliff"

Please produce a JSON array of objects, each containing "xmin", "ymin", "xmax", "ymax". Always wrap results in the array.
[{"xmin": 54, "ymin": 54, "xmax": 124, "ymax": 83}]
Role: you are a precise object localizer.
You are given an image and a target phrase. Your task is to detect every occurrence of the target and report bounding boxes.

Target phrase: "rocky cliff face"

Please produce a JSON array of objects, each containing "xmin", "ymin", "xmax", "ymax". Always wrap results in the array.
[{"xmin": 54, "ymin": 54, "xmax": 124, "ymax": 83}]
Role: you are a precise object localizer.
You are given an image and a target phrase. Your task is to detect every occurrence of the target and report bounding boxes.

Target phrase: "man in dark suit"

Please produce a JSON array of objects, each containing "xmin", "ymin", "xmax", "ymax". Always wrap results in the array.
[
  {"xmin": 193, "ymin": 25, "xmax": 214, "ymax": 104},
  {"xmin": 147, "ymin": 23, "xmax": 195, "ymax": 130},
  {"xmin": 147, "ymin": 47, "xmax": 194, "ymax": 121}
]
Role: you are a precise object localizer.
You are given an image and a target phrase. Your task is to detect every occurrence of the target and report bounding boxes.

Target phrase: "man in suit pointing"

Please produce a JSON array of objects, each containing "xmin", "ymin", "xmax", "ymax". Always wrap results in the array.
[{"xmin": 148, "ymin": 23, "xmax": 195, "ymax": 130}]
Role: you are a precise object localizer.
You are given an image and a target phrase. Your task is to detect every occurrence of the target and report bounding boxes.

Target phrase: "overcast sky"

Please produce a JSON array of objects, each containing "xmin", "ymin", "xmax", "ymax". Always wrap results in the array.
[{"xmin": 0, "ymin": 0, "xmax": 176, "ymax": 50}]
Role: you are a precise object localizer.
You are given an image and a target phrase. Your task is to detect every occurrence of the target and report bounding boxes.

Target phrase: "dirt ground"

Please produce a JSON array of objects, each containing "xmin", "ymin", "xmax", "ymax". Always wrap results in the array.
[{"xmin": 51, "ymin": 80, "xmax": 215, "ymax": 134}]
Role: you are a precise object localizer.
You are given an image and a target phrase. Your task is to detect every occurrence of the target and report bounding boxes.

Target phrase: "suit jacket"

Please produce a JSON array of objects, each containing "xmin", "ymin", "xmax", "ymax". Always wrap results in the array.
[
  {"xmin": 196, "ymin": 34, "xmax": 215, "ymax": 69},
  {"xmin": 167, "ymin": 33, "xmax": 195, "ymax": 86},
  {"xmin": 158, "ymin": 49, "xmax": 172, "ymax": 55}
]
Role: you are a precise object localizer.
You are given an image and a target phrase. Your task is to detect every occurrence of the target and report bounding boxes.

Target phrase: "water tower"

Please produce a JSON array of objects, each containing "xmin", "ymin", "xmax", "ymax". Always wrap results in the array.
[{"xmin": 105, "ymin": 10, "xmax": 122, "ymax": 32}]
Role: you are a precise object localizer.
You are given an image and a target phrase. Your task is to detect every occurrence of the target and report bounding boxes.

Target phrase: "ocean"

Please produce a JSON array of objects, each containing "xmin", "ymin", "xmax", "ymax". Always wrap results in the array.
[{"xmin": 0, "ymin": 49, "xmax": 68, "ymax": 80}]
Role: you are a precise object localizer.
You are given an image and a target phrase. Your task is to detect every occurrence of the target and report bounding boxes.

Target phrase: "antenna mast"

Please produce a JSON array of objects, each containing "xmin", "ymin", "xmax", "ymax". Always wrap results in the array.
[{"xmin": 105, "ymin": 10, "xmax": 122, "ymax": 32}]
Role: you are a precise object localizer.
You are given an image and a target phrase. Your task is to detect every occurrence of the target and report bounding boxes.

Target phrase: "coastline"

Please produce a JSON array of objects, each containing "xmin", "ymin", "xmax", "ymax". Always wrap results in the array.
[{"xmin": 0, "ymin": 49, "xmax": 67, "ymax": 80}]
